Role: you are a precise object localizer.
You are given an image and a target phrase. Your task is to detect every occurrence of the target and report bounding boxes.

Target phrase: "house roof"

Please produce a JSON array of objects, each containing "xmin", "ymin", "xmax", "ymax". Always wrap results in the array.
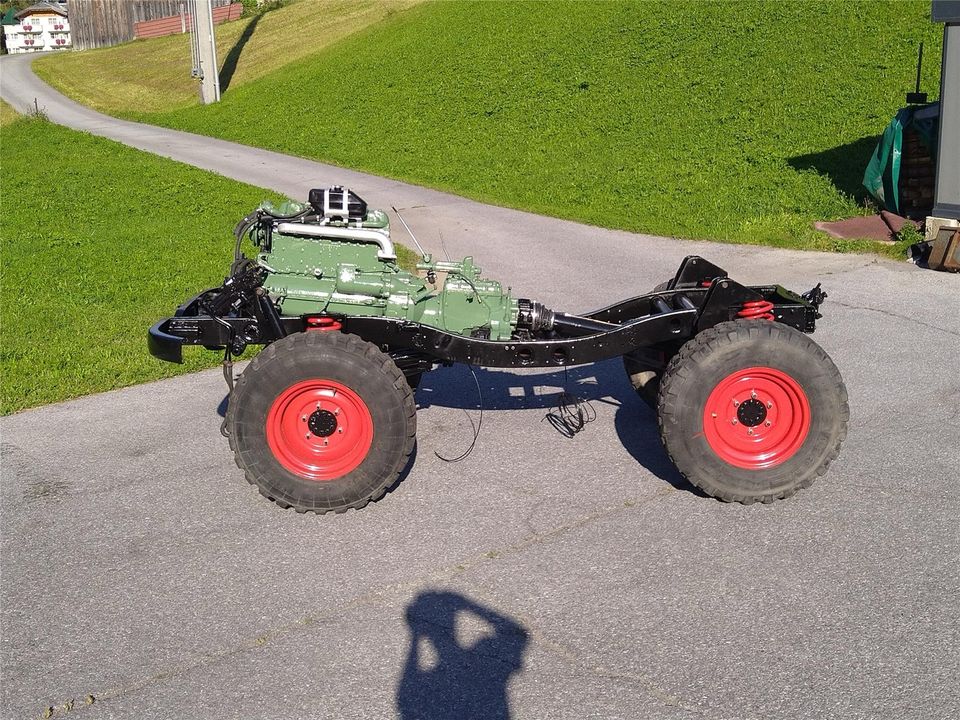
[{"xmin": 15, "ymin": 2, "xmax": 68, "ymax": 20}]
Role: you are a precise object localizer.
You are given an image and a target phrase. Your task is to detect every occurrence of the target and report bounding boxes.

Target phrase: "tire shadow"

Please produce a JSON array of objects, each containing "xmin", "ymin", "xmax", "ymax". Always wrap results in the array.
[{"xmin": 417, "ymin": 361, "xmax": 700, "ymax": 495}]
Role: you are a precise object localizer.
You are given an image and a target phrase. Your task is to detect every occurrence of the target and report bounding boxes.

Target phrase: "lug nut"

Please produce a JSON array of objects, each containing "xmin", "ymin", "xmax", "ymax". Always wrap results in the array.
[
  {"xmin": 765, "ymin": 420, "xmax": 771, "ymax": 427},
  {"xmin": 751, "ymin": 391, "xmax": 757, "ymax": 399},
  {"xmin": 731, "ymin": 419, "xmax": 738, "ymax": 425},
  {"xmin": 747, "ymin": 429, "xmax": 754, "ymax": 435},
  {"xmin": 767, "ymin": 401, "xmax": 773, "ymax": 409}
]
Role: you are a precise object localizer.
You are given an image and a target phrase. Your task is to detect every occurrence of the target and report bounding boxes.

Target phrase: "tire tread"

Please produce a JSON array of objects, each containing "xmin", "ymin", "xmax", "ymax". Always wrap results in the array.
[{"xmin": 226, "ymin": 331, "xmax": 416, "ymax": 515}]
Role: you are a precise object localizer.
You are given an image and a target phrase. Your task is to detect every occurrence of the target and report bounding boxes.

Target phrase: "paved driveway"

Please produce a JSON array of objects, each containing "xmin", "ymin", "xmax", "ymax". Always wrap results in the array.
[{"xmin": 2, "ymin": 53, "xmax": 959, "ymax": 720}]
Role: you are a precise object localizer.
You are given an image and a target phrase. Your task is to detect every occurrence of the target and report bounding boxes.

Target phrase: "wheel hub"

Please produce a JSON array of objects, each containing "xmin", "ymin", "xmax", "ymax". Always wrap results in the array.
[
  {"xmin": 308, "ymin": 409, "xmax": 338, "ymax": 437},
  {"xmin": 736, "ymin": 398, "xmax": 767, "ymax": 427}
]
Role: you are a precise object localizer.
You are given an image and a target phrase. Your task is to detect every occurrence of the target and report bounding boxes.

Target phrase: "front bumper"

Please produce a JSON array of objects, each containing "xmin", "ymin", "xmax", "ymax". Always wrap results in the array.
[
  {"xmin": 148, "ymin": 319, "xmax": 188, "ymax": 364},
  {"xmin": 147, "ymin": 290, "xmax": 302, "ymax": 364}
]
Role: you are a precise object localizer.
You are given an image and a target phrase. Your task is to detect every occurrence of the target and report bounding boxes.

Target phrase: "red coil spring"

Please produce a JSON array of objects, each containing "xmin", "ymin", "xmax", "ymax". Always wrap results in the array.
[
  {"xmin": 737, "ymin": 300, "xmax": 775, "ymax": 321},
  {"xmin": 306, "ymin": 317, "xmax": 342, "ymax": 331}
]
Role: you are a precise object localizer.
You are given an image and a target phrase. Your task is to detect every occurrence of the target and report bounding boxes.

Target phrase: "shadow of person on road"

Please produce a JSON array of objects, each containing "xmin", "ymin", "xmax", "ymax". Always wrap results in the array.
[{"xmin": 396, "ymin": 591, "xmax": 529, "ymax": 720}]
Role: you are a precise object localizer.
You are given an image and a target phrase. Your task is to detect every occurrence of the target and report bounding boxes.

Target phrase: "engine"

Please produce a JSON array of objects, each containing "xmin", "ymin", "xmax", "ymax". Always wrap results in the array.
[{"xmin": 243, "ymin": 187, "xmax": 519, "ymax": 340}]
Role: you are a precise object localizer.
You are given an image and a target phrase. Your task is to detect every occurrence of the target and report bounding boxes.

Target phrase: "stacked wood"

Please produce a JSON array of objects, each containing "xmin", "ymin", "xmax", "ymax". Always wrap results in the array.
[{"xmin": 899, "ymin": 128, "xmax": 936, "ymax": 218}]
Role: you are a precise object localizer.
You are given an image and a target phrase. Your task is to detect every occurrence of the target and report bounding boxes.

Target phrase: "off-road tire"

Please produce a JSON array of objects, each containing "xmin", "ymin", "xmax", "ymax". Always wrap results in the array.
[
  {"xmin": 623, "ymin": 280, "xmax": 671, "ymax": 407},
  {"xmin": 623, "ymin": 352, "xmax": 663, "ymax": 408},
  {"xmin": 226, "ymin": 331, "xmax": 416, "ymax": 514},
  {"xmin": 658, "ymin": 320, "xmax": 847, "ymax": 504}
]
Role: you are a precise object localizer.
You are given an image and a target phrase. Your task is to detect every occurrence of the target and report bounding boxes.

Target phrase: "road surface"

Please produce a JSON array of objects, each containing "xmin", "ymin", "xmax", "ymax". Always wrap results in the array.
[{"xmin": 2, "ymin": 52, "xmax": 958, "ymax": 720}]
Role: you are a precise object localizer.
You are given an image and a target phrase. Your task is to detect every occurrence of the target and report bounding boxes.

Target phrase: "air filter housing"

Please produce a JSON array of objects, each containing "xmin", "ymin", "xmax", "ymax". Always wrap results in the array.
[{"xmin": 309, "ymin": 186, "xmax": 368, "ymax": 221}]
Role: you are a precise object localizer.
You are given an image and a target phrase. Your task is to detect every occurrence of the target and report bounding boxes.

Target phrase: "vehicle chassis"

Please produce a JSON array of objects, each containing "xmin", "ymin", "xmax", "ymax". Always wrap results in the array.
[
  {"xmin": 148, "ymin": 193, "xmax": 844, "ymax": 515},
  {"xmin": 149, "ymin": 255, "xmax": 824, "ymax": 376}
]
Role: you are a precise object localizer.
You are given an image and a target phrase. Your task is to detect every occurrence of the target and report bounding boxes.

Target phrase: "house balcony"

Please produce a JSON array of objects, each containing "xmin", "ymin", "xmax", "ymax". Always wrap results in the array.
[{"xmin": 19, "ymin": 26, "xmax": 43, "ymax": 34}]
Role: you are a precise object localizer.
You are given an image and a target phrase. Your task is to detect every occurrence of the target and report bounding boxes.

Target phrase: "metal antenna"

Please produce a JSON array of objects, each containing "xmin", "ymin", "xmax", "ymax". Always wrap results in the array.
[
  {"xmin": 915, "ymin": 41, "xmax": 924, "ymax": 95},
  {"xmin": 392, "ymin": 206, "xmax": 428, "ymax": 259},
  {"xmin": 907, "ymin": 42, "xmax": 927, "ymax": 104}
]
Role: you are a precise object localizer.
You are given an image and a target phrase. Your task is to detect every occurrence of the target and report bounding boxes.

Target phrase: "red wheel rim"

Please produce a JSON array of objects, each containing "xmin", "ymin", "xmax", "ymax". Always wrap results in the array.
[
  {"xmin": 266, "ymin": 379, "xmax": 373, "ymax": 481},
  {"xmin": 702, "ymin": 367, "xmax": 810, "ymax": 470}
]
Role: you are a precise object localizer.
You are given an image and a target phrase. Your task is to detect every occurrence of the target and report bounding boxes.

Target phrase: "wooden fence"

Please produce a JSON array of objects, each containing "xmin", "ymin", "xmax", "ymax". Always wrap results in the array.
[
  {"xmin": 66, "ymin": 0, "xmax": 234, "ymax": 51},
  {"xmin": 134, "ymin": 3, "xmax": 241, "ymax": 40}
]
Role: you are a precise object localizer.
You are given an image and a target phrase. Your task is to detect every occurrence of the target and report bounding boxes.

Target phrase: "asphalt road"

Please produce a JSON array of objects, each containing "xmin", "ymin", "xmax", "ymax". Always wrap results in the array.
[{"xmin": 2, "ymin": 53, "xmax": 959, "ymax": 720}]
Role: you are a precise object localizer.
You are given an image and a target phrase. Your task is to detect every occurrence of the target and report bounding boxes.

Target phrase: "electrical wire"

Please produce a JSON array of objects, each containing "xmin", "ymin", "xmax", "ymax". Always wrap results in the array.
[
  {"xmin": 543, "ymin": 367, "xmax": 597, "ymax": 438},
  {"xmin": 435, "ymin": 365, "xmax": 484, "ymax": 463},
  {"xmin": 220, "ymin": 347, "xmax": 234, "ymax": 438},
  {"xmin": 458, "ymin": 273, "xmax": 488, "ymax": 308},
  {"xmin": 439, "ymin": 230, "xmax": 451, "ymax": 262}
]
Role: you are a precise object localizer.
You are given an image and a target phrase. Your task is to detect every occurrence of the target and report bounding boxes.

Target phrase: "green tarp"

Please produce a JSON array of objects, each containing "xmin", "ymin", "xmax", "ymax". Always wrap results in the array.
[{"xmin": 863, "ymin": 105, "xmax": 939, "ymax": 214}]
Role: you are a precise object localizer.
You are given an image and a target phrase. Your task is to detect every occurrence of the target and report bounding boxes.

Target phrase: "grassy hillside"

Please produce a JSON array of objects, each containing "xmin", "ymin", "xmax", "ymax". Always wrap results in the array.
[
  {"xmin": 35, "ymin": 1, "xmax": 942, "ymax": 253},
  {"xmin": 34, "ymin": 0, "xmax": 421, "ymax": 114},
  {"xmin": 0, "ymin": 115, "xmax": 283, "ymax": 414}
]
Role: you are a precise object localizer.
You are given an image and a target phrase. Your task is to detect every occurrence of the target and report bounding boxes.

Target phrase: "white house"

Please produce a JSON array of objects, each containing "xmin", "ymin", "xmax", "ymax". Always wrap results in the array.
[{"xmin": 2, "ymin": 1, "xmax": 71, "ymax": 54}]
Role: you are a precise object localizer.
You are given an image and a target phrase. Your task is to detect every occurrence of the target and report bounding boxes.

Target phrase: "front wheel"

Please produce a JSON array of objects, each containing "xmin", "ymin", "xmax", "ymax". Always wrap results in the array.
[
  {"xmin": 226, "ymin": 331, "xmax": 416, "ymax": 513},
  {"xmin": 657, "ymin": 320, "xmax": 848, "ymax": 504}
]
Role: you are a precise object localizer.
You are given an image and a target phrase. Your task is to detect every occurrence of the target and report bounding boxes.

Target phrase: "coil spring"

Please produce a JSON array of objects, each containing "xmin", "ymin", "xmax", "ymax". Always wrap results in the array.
[
  {"xmin": 737, "ymin": 300, "xmax": 775, "ymax": 321},
  {"xmin": 306, "ymin": 317, "xmax": 342, "ymax": 331}
]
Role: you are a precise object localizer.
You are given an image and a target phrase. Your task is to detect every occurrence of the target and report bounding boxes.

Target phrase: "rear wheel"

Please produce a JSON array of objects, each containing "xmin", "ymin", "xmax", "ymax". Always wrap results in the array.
[
  {"xmin": 227, "ymin": 332, "xmax": 416, "ymax": 513},
  {"xmin": 657, "ymin": 320, "xmax": 847, "ymax": 503}
]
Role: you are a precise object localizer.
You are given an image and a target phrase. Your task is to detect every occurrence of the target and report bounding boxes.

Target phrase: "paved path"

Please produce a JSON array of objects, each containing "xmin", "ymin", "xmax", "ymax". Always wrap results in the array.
[{"xmin": 2, "ymin": 53, "xmax": 959, "ymax": 720}]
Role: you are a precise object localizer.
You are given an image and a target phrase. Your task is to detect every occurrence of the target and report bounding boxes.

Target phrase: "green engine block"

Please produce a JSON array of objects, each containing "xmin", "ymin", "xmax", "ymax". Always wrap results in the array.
[{"xmin": 251, "ymin": 190, "xmax": 517, "ymax": 341}]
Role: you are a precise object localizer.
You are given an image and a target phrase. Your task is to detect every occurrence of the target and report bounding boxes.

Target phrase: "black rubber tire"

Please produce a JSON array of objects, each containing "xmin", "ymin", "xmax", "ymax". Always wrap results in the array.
[
  {"xmin": 226, "ymin": 331, "xmax": 416, "ymax": 514},
  {"xmin": 622, "ymin": 280, "xmax": 671, "ymax": 407},
  {"xmin": 657, "ymin": 320, "xmax": 848, "ymax": 504},
  {"xmin": 623, "ymin": 352, "xmax": 662, "ymax": 408}
]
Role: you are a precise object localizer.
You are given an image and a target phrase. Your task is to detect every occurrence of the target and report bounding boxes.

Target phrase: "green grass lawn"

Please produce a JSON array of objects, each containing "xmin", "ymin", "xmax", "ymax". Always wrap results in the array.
[
  {"xmin": 33, "ymin": 1, "xmax": 943, "ymax": 255},
  {"xmin": 33, "ymin": 0, "xmax": 421, "ymax": 115},
  {"xmin": 0, "ymin": 114, "xmax": 285, "ymax": 414},
  {"xmin": 131, "ymin": 1, "xmax": 943, "ymax": 256}
]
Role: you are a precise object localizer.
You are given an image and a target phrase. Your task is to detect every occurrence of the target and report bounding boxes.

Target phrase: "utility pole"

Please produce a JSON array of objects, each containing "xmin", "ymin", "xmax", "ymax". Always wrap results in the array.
[{"xmin": 191, "ymin": 0, "xmax": 220, "ymax": 104}]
